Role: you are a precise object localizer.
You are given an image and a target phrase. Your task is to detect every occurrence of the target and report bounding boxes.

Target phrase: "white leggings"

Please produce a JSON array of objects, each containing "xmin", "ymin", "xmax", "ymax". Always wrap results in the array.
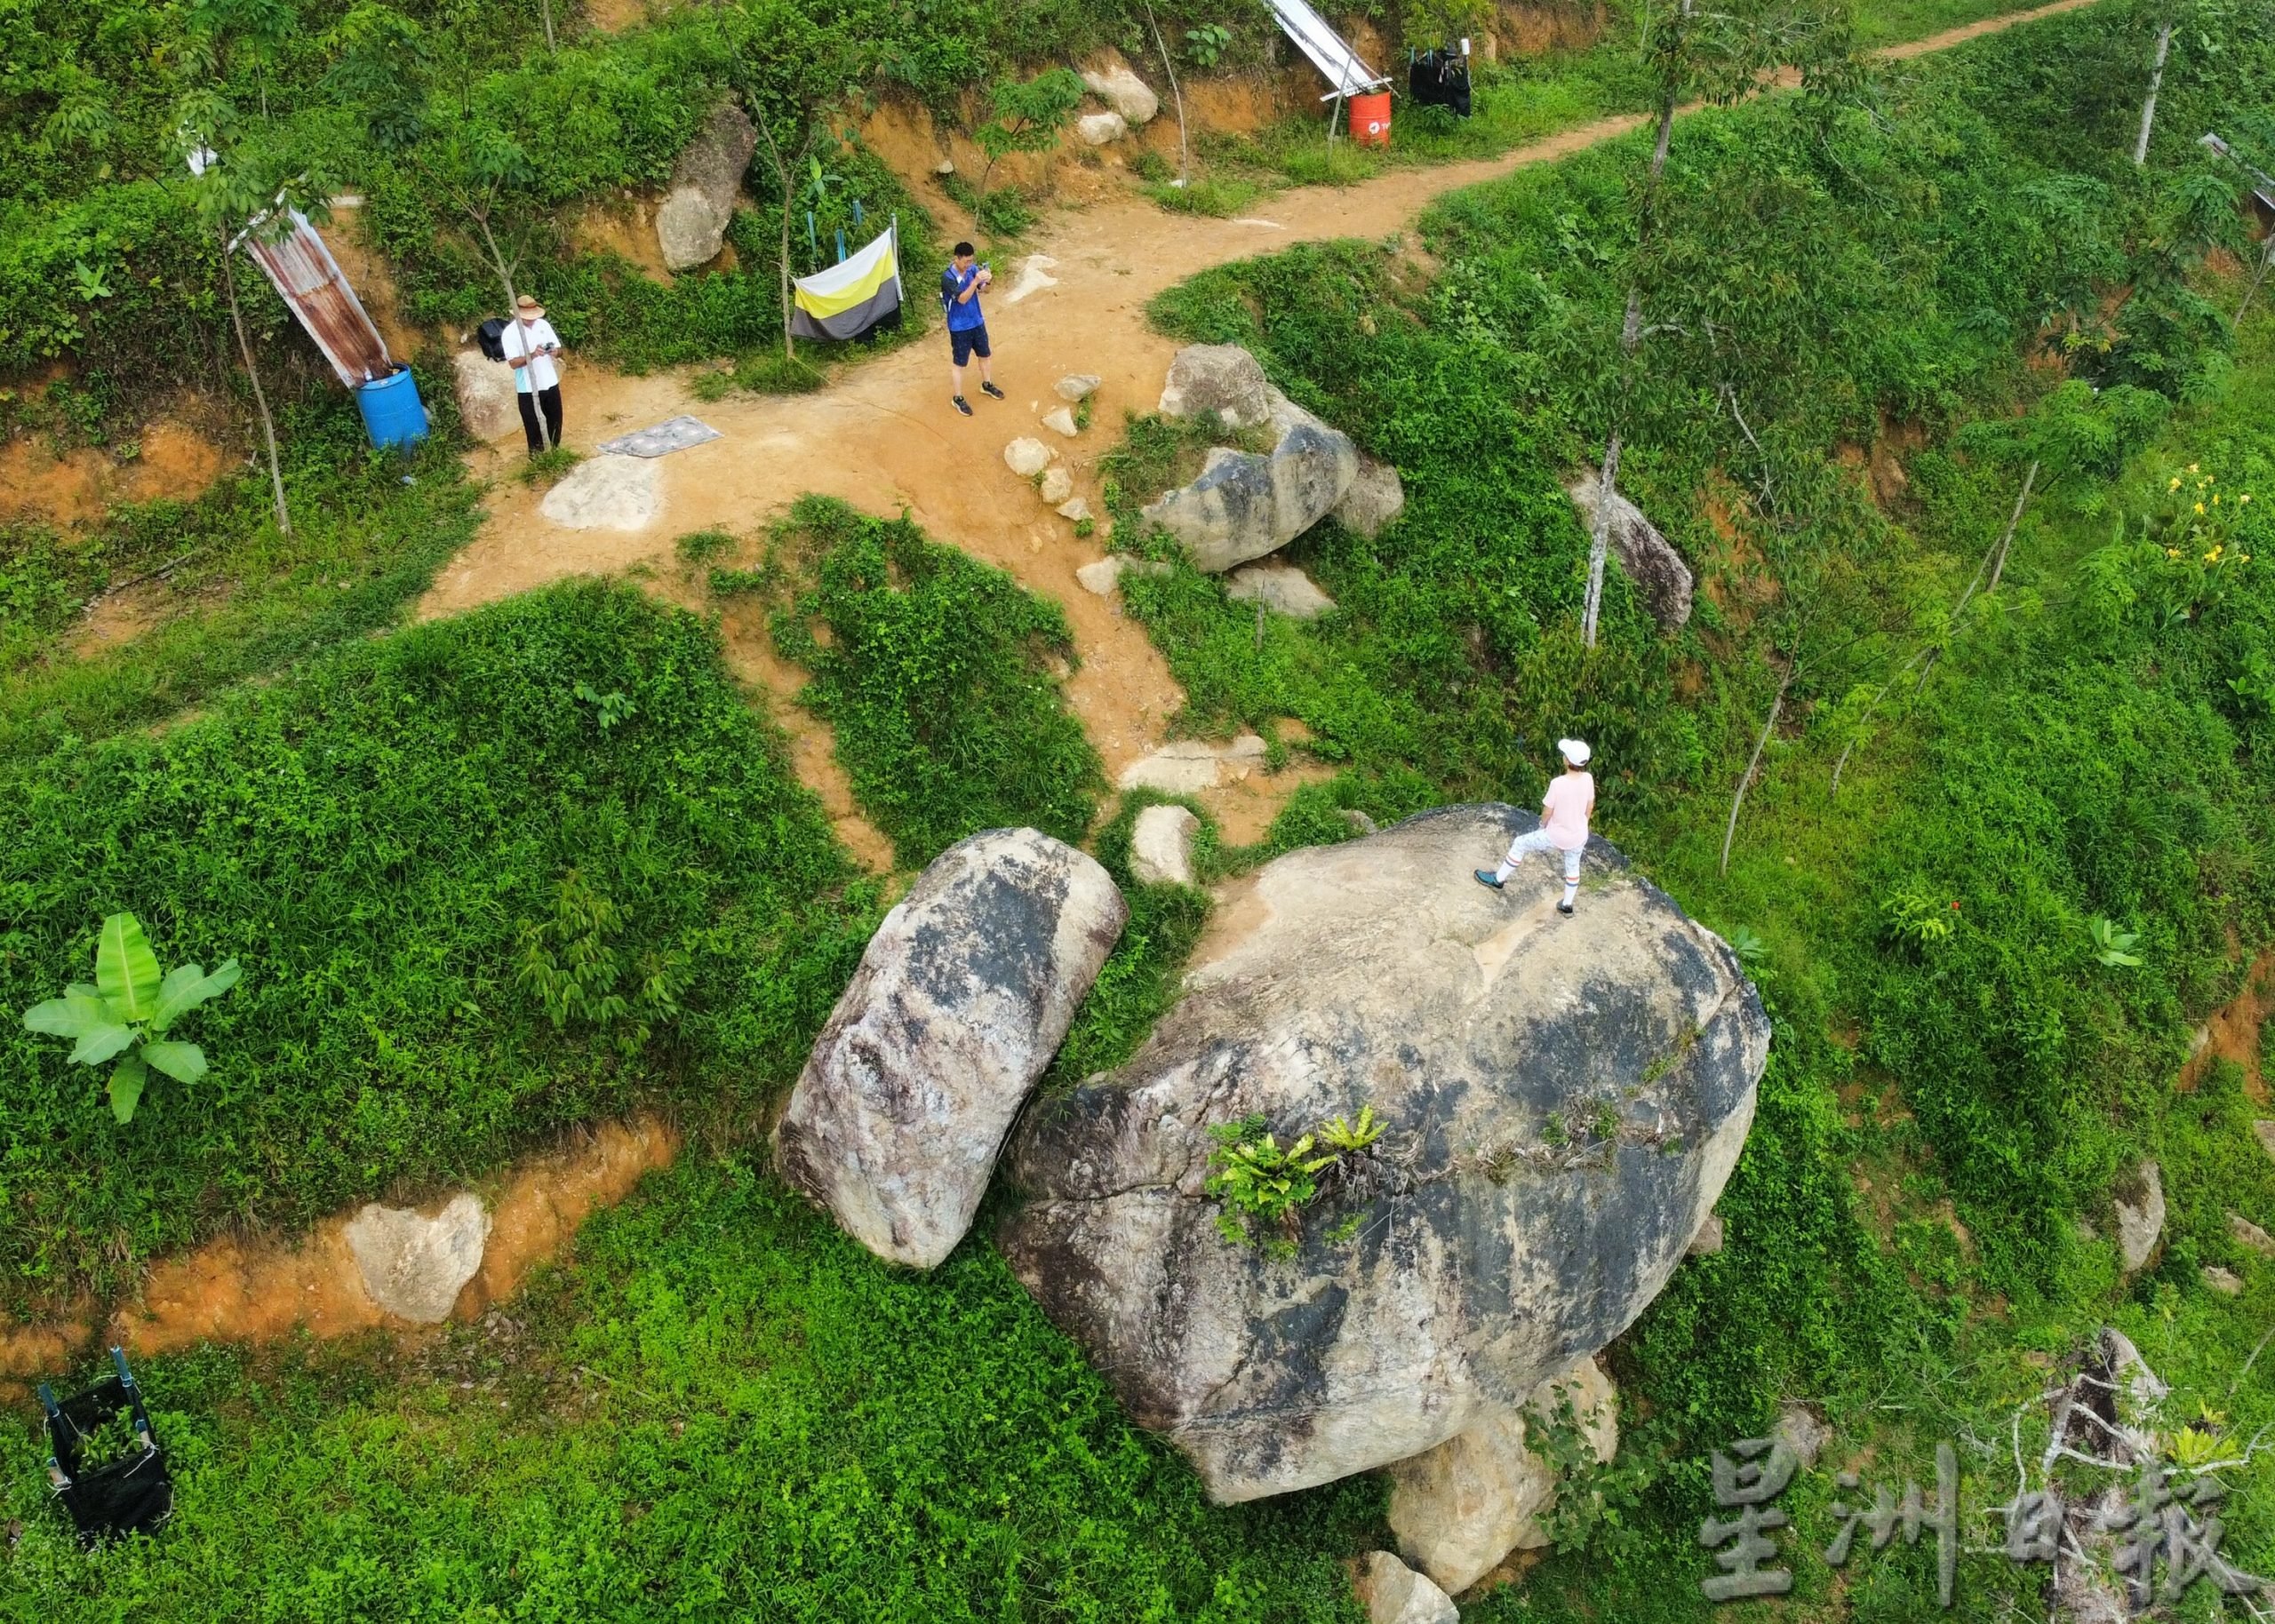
[{"xmin": 1497, "ymin": 828, "xmax": 1583, "ymax": 883}]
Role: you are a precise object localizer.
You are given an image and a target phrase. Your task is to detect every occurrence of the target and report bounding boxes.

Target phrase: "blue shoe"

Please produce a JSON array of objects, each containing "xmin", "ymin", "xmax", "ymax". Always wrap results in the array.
[{"xmin": 1473, "ymin": 869, "xmax": 1505, "ymax": 890}]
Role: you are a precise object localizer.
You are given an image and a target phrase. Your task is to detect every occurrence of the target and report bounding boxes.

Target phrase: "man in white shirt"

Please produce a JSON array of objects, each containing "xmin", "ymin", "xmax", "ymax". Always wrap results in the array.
[
  {"xmin": 1475, "ymin": 737, "xmax": 1595, "ymax": 915},
  {"xmin": 499, "ymin": 294, "xmax": 564, "ymax": 456}
]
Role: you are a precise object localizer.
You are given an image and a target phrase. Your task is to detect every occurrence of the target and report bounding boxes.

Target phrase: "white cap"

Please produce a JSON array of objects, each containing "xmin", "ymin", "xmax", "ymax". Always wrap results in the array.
[{"xmin": 1557, "ymin": 737, "xmax": 1592, "ymax": 766}]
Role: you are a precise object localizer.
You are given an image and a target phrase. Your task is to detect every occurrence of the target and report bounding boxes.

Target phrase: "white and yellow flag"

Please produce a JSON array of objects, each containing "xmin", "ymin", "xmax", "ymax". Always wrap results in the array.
[{"xmin": 789, "ymin": 222, "xmax": 902, "ymax": 342}]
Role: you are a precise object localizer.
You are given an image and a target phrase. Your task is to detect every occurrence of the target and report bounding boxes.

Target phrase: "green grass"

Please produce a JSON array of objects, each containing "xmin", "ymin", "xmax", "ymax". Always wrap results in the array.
[
  {"xmin": 0, "ymin": 396, "xmax": 483, "ymax": 764},
  {"xmin": 764, "ymin": 496, "xmax": 1106, "ymax": 869},
  {"xmin": 1, "ymin": 1153, "xmax": 1383, "ymax": 1622},
  {"xmin": 0, "ymin": 583, "xmax": 874, "ymax": 1310}
]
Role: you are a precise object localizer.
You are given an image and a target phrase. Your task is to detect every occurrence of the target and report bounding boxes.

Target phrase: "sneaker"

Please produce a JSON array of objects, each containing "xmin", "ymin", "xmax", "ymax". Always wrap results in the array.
[
  {"xmin": 1473, "ymin": 869, "xmax": 1505, "ymax": 891},
  {"xmin": 952, "ymin": 395, "xmax": 973, "ymax": 417},
  {"xmin": 979, "ymin": 381, "xmax": 1006, "ymax": 400},
  {"xmin": 1558, "ymin": 901, "xmax": 1576, "ymax": 916}
]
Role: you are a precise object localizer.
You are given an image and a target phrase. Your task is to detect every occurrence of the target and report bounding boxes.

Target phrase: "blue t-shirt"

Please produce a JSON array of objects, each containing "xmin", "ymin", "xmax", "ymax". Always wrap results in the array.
[{"xmin": 941, "ymin": 264, "xmax": 986, "ymax": 332}]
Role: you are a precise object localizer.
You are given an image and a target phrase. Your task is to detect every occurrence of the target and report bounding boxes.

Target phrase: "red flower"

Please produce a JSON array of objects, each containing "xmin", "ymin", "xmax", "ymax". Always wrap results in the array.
[{"xmin": 1950, "ymin": 901, "xmax": 1960, "ymax": 911}]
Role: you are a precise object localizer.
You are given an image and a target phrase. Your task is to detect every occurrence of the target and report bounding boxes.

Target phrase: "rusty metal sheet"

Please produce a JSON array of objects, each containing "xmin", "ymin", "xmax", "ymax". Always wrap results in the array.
[{"xmin": 238, "ymin": 210, "xmax": 393, "ymax": 389}]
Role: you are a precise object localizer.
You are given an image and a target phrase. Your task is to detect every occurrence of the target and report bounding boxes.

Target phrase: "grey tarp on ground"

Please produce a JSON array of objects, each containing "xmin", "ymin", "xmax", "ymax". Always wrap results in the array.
[{"xmin": 596, "ymin": 416, "xmax": 722, "ymax": 458}]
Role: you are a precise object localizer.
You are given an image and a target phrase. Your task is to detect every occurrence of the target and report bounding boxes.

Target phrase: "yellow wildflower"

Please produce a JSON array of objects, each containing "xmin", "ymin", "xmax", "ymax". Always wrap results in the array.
[
  {"xmin": 2167, "ymin": 546, "xmax": 2182, "ymax": 559},
  {"xmin": 2169, "ymin": 477, "xmax": 2183, "ymax": 490},
  {"xmin": 2195, "ymin": 502, "xmax": 2207, "ymax": 515},
  {"xmin": 2190, "ymin": 463, "xmax": 2201, "ymax": 473}
]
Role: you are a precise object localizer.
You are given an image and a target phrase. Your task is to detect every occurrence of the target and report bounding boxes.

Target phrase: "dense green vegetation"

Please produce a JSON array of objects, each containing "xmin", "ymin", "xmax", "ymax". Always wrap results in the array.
[
  {"xmin": 0, "ymin": 583, "xmax": 873, "ymax": 1305},
  {"xmin": 1104, "ymin": 0, "xmax": 2275, "ymax": 1612},
  {"xmin": 0, "ymin": 1157, "xmax": 1383, "ymax": 1622},
  {"xmin": 762, "ymin": 496, "xmax": 1105, "ymax": 868}
]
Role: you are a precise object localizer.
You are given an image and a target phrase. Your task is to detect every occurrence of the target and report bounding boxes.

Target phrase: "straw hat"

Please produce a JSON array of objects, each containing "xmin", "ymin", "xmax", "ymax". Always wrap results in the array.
[{"xmin": 514, "ymin": 294, "xmax": 545, "ymax": 320}]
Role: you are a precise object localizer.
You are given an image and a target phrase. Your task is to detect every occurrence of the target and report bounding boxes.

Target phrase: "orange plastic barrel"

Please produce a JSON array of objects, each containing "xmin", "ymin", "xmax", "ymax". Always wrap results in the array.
[{"xmin": 1348, "ymin": 91, "xmax": 1392, "ymax": 147}]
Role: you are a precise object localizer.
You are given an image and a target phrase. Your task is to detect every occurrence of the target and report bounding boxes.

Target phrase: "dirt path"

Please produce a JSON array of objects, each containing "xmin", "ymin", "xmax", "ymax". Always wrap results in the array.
[{"xmin": 418, "ymin": 0, "xmax": 2098, "ymax": 865}]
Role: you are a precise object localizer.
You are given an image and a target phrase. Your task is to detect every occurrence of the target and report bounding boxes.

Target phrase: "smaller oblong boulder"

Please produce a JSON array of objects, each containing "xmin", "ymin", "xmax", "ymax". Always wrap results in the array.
[{"xmin": 774, "ymin": 829, "xmax": 1128, "ymax": 1269}]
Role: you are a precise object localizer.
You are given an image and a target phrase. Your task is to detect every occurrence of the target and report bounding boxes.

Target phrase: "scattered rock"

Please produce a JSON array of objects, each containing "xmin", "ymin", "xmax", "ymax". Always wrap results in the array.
[
  {"xmin": 1057, "ymin": 496, "xmax": 1092, "ymax": 522},
  {"xmin": 1082, "ymin": 53, "xmax": 1161, "ymax": 125},
  {"xmin": 1130, "ymin": 804, "xmax": 1201, "ymax": 888},
  {"xmin": 1145, "ymin": 360, "xmax": 1360, "ymax": 573},
  {"xmin": 1157, "ymin": 344, "xmax": 1275, "ymax": 430},
  {"xmin": 1076, "ymin": 556, "xmax": 1170, "ymax": 596},
  {"xmin": 934, "ymin": 157, "xmax": 957, "ymax": 176},
  {"xmin": 775, "ymin": 830, "xmax": 1129, "ymax": 1269},
  {"xmin": 344, "ymin": 1193, "xmax": 491, "ymax": 1324},
  {"xmin": 655, "ymin": 102, "xmax": 758, "ymax": 272},
  {"xmin": 539, "ymin": 454, "xmax": 662, "ymax": 531},
  {"xmin": 2255, "ymin": 1119, "xmax": 2275, "ymax": 1163},
  {"xmin": 1056, "ymin": 374, "xmax": 1103, "ymax": 402},
  {"xmin": 2114, "ymin": 1159, "xmax": 2165, "ymax": 1273},
  {"xmin": 1114, "ymin": 734, "xmax": 1267, "ymax": 795},
  {"xmin": 451, "ymin": 348, "xmax": 520, "ymax": 442},
  {"xmin": 1225, "ymin": 561, "xmax": 1337, "ymax": 620},
  {"xmin": 2231, "ymin": 1212, "xmax": 2275, "ymax": 1254},
  {"xmin": 1343, "ymin": 808, "xmax": 1380, "ymax": 835},
  {"xmin": 999, "ymin": 805, "xmax": 1768, "ymax": 1501},
  {"xmin": 2203, "ymin": 1265, "xmax": 2245, "ymax": 1296},
  {"xmin": 1353, "ymin": 1551, "xmax": 1457, "ymax": 1624},
  {"xmin": 1076, "ymin": 110, "xmax": 1129, "ymax": 147},
  {"xmin": 1042, "ymin": 407, "xmax": 1081, "ymax": 438},
  {"xmin": 1688, "ymin": 1210, "xmax": 1725, "ymax": 1256},
  {"xmin": 1005, "ymin": 437, "xmax": 1055, "ymax": 477},
  {"xmin": 1335, "ymin": 453, "xmax": 1406, "ymax": 538},
  {"xmin": 1565, "ymin": 474, "xmax": 1696, "ymax": 632},
  {"xmin": 1387, "ymin": 1357, "xmax": 1619, "ymax": 1592},
  {"xmin": 2049, "ymin": 1326, "xmax": 2167, "ymax": 1472},
  {"xmin": 1039, "ymin": 466, "xmax": 1074, "ymax": 505},
  {"xmin": 1775, "ymin": 1405, "xmax": 1832, "ymax": 1469}
]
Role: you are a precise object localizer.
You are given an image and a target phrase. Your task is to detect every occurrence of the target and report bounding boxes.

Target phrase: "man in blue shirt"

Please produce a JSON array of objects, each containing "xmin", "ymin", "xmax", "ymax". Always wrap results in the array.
[{"xmin": 941, "ymin": 242, "xmax": 1006, "ymax": 417}]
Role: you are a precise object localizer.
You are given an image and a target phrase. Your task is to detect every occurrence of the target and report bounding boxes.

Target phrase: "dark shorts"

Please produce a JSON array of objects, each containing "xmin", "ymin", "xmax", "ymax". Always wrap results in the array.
[{"xmin": 950, "ymin": 322, "xmax": 991, "ymax": 366}]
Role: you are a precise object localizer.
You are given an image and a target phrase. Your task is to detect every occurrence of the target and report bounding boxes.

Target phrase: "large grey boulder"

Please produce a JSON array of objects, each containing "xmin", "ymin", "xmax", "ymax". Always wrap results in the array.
[
  {"xmin": 345, "ymin": 1193, "xmax": 490, "ymax": 1324},
  {"xmin": 1385, "ymin": 1356, "xmax": 1617, "ymax": 1593},
  {"xmin": 775, "ymin": 829, "xmax": 1128, "ymax": 1269},
  {"xmin": 1566, "ymin": 474, "xmax": 1695, "ymax": 632},
  {"xmin": 1000, "ymin": 804, "xmax": 1767, "ymax": 1501},
  {"xmin": 1144, "ymin": 386, "xmax": 1360, "ymax": 573},
  {"xmin": 656, "ymin": 102, "xmax": 758, "ymax": 272},
  {"xmin": 1082, "ymin": 52, "xmax": 1161, "ymax": 126}
]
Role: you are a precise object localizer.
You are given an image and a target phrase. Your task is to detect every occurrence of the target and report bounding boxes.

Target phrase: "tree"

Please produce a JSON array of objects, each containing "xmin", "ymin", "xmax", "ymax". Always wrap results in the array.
[
  {"xmin": 174, "ymin": 0, "xmax": 327, "ymax": 537},
  {"xmin": 2134, "ymin": 7, "xmax": 2177, "ymax": 166},
  {"xmin": 1581, "ymin": 0, "xmax": 1859, "ymax": 647},
  {"xmin": 969, "ymin": 69, "xmax": 1085, "ymax": 239}
]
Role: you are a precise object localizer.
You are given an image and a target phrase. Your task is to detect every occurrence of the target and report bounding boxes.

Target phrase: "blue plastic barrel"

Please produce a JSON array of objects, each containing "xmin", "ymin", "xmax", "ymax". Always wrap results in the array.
[{"xmin": 355, "ymin": 366, "xmax": 428, "ymax": 451}]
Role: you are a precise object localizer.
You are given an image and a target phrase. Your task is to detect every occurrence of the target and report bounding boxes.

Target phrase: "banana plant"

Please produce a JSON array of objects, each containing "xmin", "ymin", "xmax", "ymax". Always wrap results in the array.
[{"xmin": 22, "ymin": 912, "xmax": 242, "ymax": 1123}]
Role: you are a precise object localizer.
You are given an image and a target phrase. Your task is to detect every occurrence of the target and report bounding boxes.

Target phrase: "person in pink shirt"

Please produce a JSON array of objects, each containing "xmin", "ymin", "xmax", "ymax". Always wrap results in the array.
[{"xmin": 1475, "ymin": 737, "xmax": 1594, "ymax": 915}]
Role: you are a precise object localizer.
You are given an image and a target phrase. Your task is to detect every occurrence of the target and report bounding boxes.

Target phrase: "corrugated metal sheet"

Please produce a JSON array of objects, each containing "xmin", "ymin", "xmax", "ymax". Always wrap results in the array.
[{"xmin": 236, "ymin": 210, "xmax": 394, "ymax": 389}]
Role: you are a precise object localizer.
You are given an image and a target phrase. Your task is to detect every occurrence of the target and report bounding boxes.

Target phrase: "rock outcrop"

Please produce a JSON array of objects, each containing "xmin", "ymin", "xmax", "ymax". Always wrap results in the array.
[
  {"xmin": 2115, "ymin": 1159, "xmax": 2165, "ymax": 1272},
  {"xmin": 1076, "ymin": 110, "xmax": 1129, "ymax": 147},
  {"xmin": 451, "ymin": 348, "xmax": 520, "ymax": 442},
  {"xmin": 1057, "ymin": 374, "xmax": 1103, "ymax": 402},
  {"xmin": 1145, "ymin": 389, "xmax": 1359, "ymax": 573},
  {"xmin": 656, "ymin": 102, "xmax": 758, "ymax": 272},
  {"xmin": 1565, "ymin": 474, "xmax": 1695, "ymax": 632},
  {"xmin": 1354, "ymin": 1551, "xmax": 1458, "ymax": 1624},
  {"xmin": 539, "ymin": 455, "xmax": 663, "ymax": 531},
  {"xmin": 1082, "ymin": 53, "xmax": 1161, "ymax": 125},
  {"xmin": 1000, "ymin": 804, "xmax": 1767, "ymax": 1501},
  {"xmin": 1226, "ymin": 561, "xmax": 1336, "ymax": 620},
  {"xmin": 1386, "ymin": 1356, "xmax": 1618, "ymax": 1593},
  {"xmin": 776, "ymin": 829, "xmax": 1128, "ymax": 1269},
  {"xmin": 344, "ymin": 1194, "xmax": 490, "ymax": 1324},
  {"xmin": 1157, "ymin": 345, "xmax": 1275, "ymax": 430},
  {"xmin": 1336, "ymin": 453, "xmax": 1406, "ymax": 538},
  {"xmin": 1130, "ymin": 803, "xmax": 1201, "ymax": 887}
]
